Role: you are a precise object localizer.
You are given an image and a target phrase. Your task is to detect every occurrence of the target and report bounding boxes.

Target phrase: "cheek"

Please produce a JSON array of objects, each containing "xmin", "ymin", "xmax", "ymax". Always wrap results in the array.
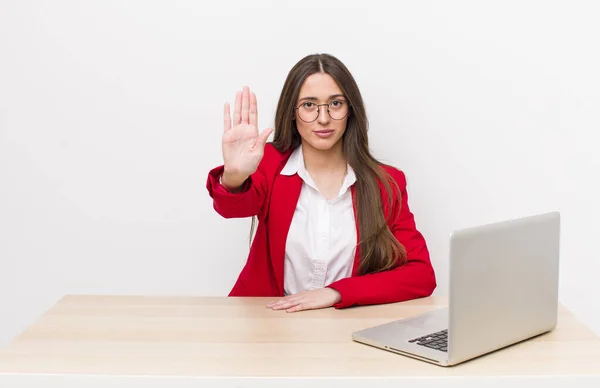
[
  {"xmin": 337, "ymin": 118, "xmax": 348, "ymax": 133},
  {"xmin": 296, "ymin": 121, "xmax": 311, "ymax": 135}
]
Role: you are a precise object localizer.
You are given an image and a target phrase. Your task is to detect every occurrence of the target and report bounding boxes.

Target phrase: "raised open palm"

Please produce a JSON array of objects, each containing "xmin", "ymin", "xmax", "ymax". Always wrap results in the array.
[{"xmin": 222, "ymin": 86, "xmax": 273, "ymax": 178}]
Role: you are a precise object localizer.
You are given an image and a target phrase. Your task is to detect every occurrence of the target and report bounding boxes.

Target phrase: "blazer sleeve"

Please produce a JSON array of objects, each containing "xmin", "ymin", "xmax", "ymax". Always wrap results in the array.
[
  {"xmin": 327, "ymin": 169, "xmax": 437, "ymax": 308},
  {"xmin": 206, "ymin": 144, "xmax": 274, "ymax": 220}
]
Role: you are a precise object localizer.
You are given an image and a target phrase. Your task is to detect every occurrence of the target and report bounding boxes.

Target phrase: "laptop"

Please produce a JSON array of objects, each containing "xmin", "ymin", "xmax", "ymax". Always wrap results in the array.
[{"xmin": 352, "ymin": 211, "xmax": 560, "ymax": 366}]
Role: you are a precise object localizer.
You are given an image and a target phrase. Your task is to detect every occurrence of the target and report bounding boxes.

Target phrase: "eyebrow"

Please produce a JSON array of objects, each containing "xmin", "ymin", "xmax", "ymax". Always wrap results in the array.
[{"xmin": 298, "ymin": 94, "xmax": 346, "ymax": 102}]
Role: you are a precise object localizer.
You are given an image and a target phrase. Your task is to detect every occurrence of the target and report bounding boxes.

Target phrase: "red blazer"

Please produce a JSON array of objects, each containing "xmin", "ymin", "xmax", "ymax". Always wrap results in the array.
[{"xmin": 206, "ymin": 144, "xmax": 436, "ymax": 308}]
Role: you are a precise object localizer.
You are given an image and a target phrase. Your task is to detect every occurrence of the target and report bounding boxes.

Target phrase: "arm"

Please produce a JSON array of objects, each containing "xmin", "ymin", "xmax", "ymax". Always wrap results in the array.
[
  {"xmin": 206, "ymin": 144, "xmax": 274, "ymax": 220},
  {"xmin": 206, "ymin": 86, "xmax": 274, "ymax": 220},
  {"xmin": 327, "ymin": 169, "xmax": 437, "ymax": 308}
]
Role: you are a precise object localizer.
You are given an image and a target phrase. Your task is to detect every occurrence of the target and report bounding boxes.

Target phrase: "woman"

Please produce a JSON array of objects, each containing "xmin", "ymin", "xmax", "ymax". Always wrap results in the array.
[{"xmin": 207, "ymin": 53, "xmax": 436, "ymax": 312}]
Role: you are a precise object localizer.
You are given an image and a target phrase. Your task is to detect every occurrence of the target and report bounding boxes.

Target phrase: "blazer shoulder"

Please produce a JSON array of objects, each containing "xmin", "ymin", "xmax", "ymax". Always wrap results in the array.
[
  {"xmin": 257, "ymin": 142, "xmax": 293, "ymax": 176},
  {"xmin": 263, "ymin": 142, "xmax": 287, "ymax": 163},
  {"xmin": 380, "ymin": 164, "xmax": 407, "ymax": 188}
]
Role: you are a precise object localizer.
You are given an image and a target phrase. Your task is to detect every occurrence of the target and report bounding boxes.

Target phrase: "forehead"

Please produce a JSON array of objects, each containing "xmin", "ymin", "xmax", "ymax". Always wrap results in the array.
[{"xmin": 298, "ymin": 73, "xmax": 343, "ymax": 99}]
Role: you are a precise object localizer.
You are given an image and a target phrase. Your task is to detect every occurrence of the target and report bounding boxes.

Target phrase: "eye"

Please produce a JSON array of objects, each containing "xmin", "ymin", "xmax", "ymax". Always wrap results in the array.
[
  {"xmin": 331, "ymin": 100, "xmax": 345, "ymax": 107},
  {"xmin": 302, "ymin": 102, "xmax": 315, "ymax": 108}
]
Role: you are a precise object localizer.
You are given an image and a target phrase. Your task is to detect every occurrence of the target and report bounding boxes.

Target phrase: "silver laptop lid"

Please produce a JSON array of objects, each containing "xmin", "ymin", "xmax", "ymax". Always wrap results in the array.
[{"xmin": 447, "ymin": 211, "xmax": 560, "ymax": 365}]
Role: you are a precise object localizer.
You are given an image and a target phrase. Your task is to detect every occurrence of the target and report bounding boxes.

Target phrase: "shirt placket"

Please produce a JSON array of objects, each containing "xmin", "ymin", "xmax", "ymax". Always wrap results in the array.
[{"xmin": 310, "ymin": 198, "xmax": 330, "ymax": 289}]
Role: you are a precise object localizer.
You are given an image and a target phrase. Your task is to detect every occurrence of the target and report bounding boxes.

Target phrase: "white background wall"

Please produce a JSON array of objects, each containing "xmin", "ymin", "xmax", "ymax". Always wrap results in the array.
[{"xmin": 1, "ymin": 0, "xmax": 599, "ymax": 348}]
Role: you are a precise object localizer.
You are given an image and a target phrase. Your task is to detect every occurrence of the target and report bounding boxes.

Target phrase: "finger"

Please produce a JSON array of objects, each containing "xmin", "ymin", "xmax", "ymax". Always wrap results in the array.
[
  {"xmin": 272, "ymin": 302, "xmax": 297, "ymax": 310},
  {"xmin": 256, "ymin": 127, "xmax": 274, "ymax": 149},
  {"xmin": 286, "ymin": 303, "xmax": 307, "ymax": 313},
  {"xmin": 249, "ymin": 92, "xmax": 258, "ymax": 128},
  {"xmin": 270, "ymin": 299, "xmax": 300, "ymax": 310},
  {"xmin": 241, "ymin": 86, "xmax": 250, "ymax": 124},
  {"xmin": 233, "ymin": 91, "xmax": 242, "ymax": 125},
  {"xmin": 223, "ymin": 103, "xmax": 231, "ymax": 132},
  {"xmin": 269, "ymin": 298, "xmax": 294, "ymax": 308},
  {"xmin": 266, "ymin": 299, "xmax": 280, "ymax": 308},
  {"xmin": 267, "ymin": 291, "xmax": 306, "ymax": 308},
  {"xmin": 266, "ymin": 296, "xmax": 292, "ymax": 308}
]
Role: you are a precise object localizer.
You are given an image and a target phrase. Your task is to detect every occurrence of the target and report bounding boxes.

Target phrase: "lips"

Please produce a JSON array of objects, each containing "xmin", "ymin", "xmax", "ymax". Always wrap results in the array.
[{"xmin": 314, "ymin": 129, "xmax": 335, "ymax": 138}]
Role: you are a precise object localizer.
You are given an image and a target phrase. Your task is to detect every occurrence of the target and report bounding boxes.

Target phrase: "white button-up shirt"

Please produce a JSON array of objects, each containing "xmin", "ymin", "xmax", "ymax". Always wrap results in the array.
[{"xmin": 280, "ymin": 145, "xmax": 358, "ymax": 296}]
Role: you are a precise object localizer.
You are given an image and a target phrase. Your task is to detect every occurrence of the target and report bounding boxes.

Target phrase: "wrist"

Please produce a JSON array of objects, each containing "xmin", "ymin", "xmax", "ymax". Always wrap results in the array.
[
  {"xmin": 327, "ymin": 287, "xmax": 342, "ymax": 304},
  {"xmin": 221, "ymin": 170, "xmax": 248, "ymax": 192}
]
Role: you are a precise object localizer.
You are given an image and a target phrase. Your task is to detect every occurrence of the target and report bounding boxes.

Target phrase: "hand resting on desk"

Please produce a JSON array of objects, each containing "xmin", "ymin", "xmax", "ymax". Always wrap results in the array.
[{"xmin": 266, "ymin": 288, "xmax": 342, "ymax": 312}]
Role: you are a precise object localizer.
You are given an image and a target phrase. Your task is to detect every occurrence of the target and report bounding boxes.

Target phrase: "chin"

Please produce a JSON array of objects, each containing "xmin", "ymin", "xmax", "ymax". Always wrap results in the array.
[{"xmin": 306, "ymin": 138, "xmax": 342, "ymax": 152}]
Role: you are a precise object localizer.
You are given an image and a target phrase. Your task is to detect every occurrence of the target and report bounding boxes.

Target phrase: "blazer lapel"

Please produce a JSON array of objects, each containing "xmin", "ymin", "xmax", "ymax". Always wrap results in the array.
[{"xmin": 268, "ymin": 173, "xmax": 303, "ymax": 295}]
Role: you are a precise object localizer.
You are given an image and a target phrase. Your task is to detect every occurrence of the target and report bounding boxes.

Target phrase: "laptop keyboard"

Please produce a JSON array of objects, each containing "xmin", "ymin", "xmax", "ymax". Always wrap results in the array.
[{"xmin": 408, "ymin": 329, "xmax": 448, "ymax": 352}]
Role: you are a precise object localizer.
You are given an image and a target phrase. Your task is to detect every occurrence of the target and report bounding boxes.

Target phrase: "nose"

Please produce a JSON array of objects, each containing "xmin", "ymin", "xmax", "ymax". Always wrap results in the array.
[{"xmin": 317, "ymin": 105, "xmax": 330, "ymax": 125}]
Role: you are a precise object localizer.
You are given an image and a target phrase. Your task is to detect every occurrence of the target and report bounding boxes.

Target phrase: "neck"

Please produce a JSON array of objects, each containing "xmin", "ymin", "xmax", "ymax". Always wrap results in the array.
[{"xmin": 301, "ymin": 140, "xmax": 347, "ymax": 173}]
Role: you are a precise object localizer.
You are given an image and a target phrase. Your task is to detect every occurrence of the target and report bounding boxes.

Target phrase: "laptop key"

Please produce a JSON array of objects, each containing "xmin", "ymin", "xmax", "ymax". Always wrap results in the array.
[{"xmin": 409, "ymin": 329, "xmax": 449, "ymax": 349}]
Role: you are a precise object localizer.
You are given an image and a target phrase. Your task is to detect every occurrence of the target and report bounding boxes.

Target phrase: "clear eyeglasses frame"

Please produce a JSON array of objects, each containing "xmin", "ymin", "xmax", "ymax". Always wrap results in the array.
[{"xmin": 294, "ymin": 99, "xmax": 350, "ymax": 123}]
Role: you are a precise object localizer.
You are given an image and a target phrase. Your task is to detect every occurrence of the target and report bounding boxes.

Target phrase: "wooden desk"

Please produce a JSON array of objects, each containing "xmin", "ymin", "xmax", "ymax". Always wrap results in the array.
[{"xmin": 0, "ymin": 295, "xmax": 599, "ymax": 387}]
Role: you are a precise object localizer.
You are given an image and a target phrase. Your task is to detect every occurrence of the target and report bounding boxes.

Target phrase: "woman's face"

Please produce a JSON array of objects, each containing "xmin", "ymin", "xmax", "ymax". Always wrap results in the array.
[{"xmin": 294, "ymin": 72, "xmax": 349, "ymax": 153}]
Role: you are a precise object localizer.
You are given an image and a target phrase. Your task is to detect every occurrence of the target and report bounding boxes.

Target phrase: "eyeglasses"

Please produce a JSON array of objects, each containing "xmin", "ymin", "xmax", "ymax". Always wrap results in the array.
[{"xmin": 294, "ymin": 99, "xmax": 350, "ymax": 123}]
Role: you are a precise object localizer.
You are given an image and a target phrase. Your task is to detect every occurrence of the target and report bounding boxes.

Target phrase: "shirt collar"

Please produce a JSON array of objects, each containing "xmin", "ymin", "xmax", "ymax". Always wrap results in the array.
[
  {"xmin": 280, "ymin": 144, "xmax": 357, "ymax": 196},
  {"xmin": 280, "ymin": 144, "xmax": 304, "ymax": 176}
]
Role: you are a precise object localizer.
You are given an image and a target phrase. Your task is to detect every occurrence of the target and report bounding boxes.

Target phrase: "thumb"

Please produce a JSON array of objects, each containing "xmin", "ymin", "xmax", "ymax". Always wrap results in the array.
[{"xmin": 256, "ymin": 127, "xmax": 274, "ymax": 148}]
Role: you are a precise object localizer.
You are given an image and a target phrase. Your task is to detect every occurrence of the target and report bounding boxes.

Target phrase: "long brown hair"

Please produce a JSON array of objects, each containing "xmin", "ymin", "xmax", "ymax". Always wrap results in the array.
[{"xmin": 255, "ymin": 53, "xmax": 406, "ymax": 275}]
